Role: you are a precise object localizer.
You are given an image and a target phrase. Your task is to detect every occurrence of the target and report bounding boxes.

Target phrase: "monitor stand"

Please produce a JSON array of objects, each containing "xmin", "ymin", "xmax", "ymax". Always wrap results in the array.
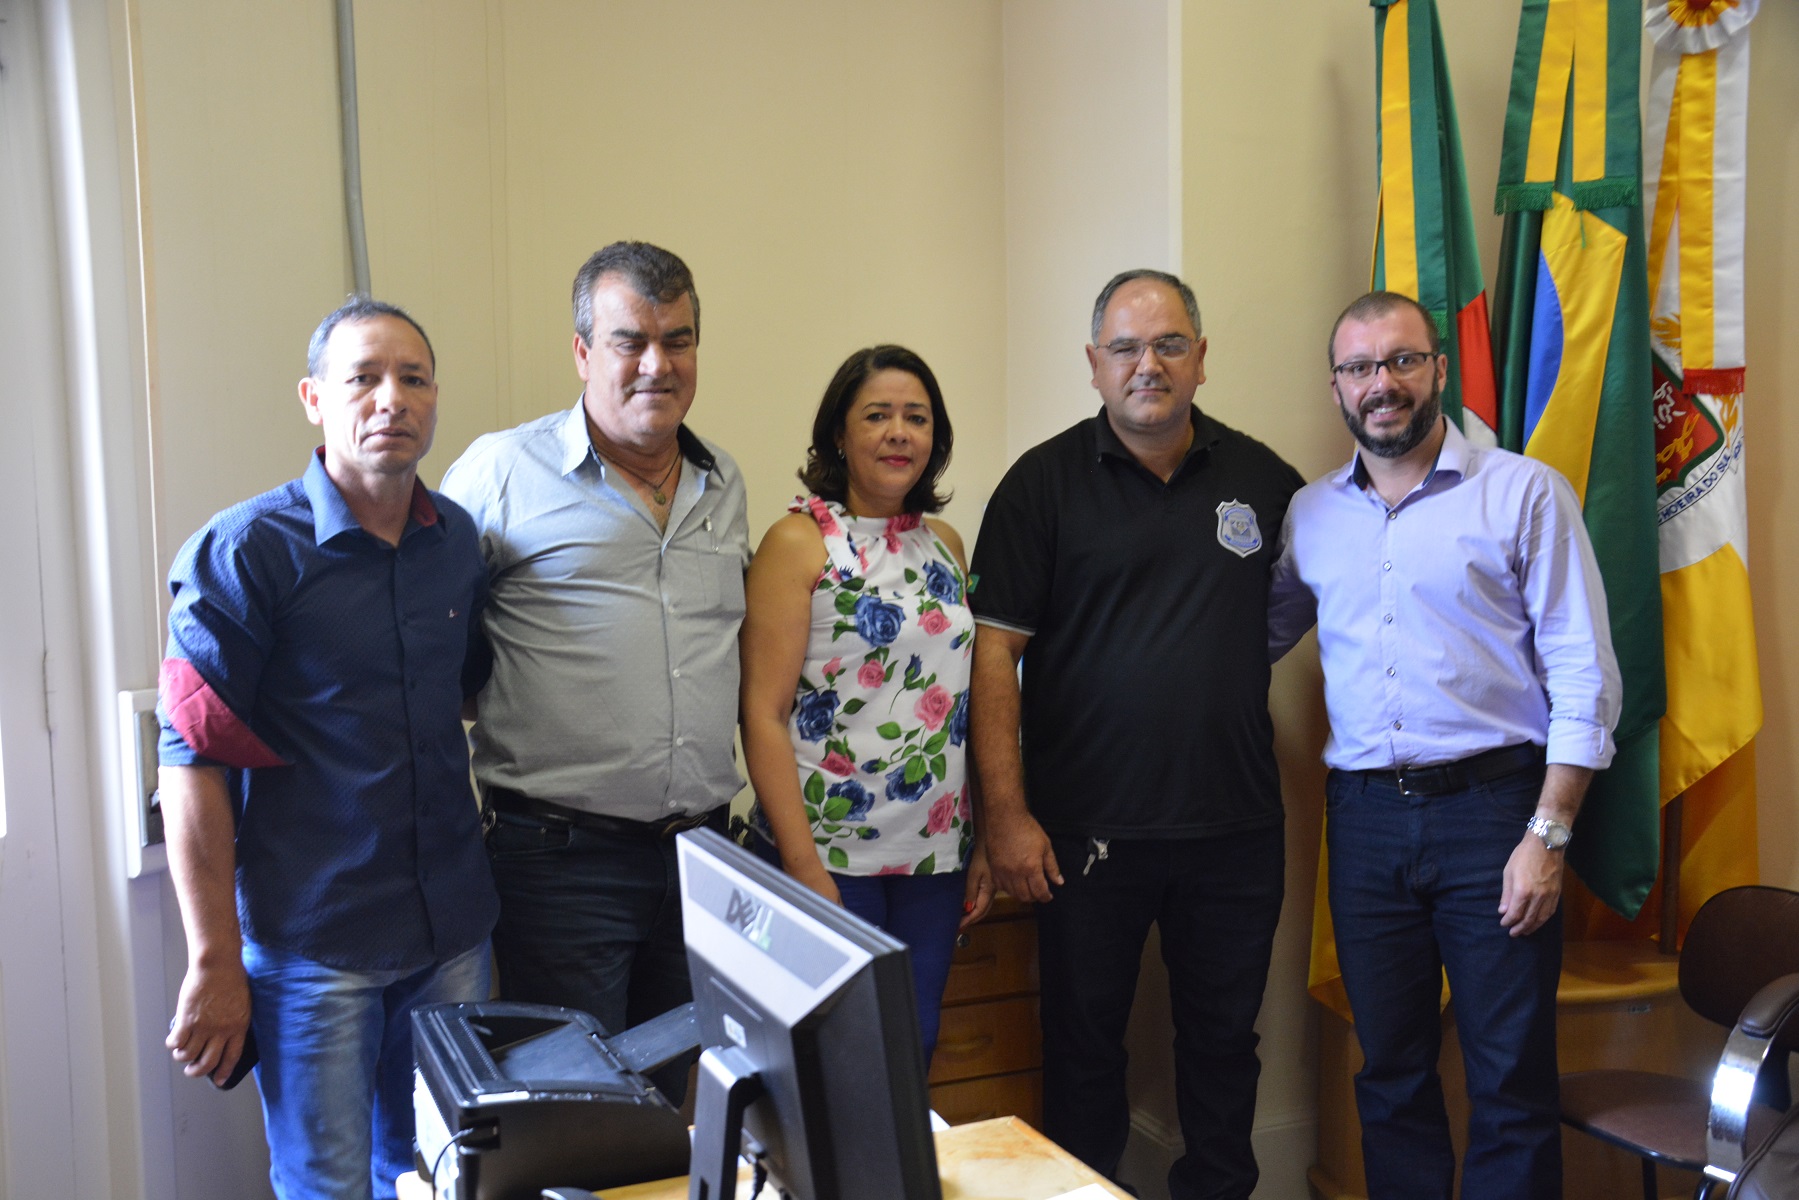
[{"xmin": 688, "ymin": 1046, "xmax": 764, "ymax": 1200}]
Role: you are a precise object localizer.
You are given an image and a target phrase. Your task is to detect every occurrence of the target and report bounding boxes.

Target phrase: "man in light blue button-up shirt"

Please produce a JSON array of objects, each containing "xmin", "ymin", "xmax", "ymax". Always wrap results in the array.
[
  {"xmin": 440, "ymin": 242, "xmax": 749, "ymax": 1099},
  {"xmin": 1269, "ymin": 291, "xmax": 1620, "ymax": 1200}
]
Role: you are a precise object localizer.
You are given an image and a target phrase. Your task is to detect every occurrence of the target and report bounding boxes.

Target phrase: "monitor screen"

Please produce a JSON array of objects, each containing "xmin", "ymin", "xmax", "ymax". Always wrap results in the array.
[{"xmin": 677, "ymin": 828, "xmax": 941, "ymax": 1200}]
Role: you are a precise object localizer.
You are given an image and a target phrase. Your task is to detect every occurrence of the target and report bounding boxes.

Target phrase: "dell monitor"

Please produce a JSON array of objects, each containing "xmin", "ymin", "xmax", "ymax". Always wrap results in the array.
[{"xmin": 678, "ymin": 828, "xmax": 942, "ymax": 1200}]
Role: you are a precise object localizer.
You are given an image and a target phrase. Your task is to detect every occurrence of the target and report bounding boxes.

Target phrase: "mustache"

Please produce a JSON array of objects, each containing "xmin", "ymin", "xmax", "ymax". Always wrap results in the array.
[{"xmin": 1356, "ymin": 389, "xmax": 1413, "ymax": 416}]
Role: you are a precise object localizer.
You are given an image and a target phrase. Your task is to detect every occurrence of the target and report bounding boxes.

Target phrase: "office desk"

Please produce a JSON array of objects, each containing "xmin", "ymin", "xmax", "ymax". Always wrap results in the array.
[{"xmin": 399, "ymin": 1115, "xmax": 1131, "ymax": 1199}]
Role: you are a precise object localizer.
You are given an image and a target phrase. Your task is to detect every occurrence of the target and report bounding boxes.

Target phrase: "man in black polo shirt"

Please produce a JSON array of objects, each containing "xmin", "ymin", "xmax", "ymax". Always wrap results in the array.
[{"xmin": 970, "ymin": 269, "xmax": 1302, "ymax": 1200}]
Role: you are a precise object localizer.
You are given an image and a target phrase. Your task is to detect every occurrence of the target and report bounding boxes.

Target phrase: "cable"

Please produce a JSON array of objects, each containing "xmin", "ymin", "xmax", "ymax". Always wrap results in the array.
[
  {"xmin": 428, "ymin": 1127, "xmax": 477, "ymax": 1199},
  {"xmin": 333, "ymin": 0, "xmax": 372, "ymax": 295}
]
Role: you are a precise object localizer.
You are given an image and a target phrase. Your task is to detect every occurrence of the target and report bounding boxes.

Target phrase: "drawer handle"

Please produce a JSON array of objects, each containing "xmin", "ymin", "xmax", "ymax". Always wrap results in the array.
[{"xmin": 937, "ymin": 1035, "xmax": 995, "ymax": 1057}]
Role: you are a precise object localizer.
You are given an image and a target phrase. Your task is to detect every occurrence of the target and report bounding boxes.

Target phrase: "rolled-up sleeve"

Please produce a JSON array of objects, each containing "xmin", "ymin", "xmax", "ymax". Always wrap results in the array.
[
  {"xmin": 158, "ymin": 525, "xmax": 288, "ymax": 770},
  {"xmin": 1519, "ymin": 469, "xmax": 1621, "ymax": 769}
]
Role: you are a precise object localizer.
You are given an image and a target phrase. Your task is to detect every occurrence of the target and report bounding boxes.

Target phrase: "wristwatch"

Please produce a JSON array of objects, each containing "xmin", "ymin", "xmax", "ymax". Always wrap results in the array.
[{"xmin": 1526, "ymin": 814, "xmax": 1573, "ymax": 851}]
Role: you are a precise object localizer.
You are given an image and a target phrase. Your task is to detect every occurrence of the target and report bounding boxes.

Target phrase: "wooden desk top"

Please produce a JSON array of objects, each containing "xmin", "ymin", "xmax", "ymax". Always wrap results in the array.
[{"xmin": 401, "ymin": 1116, "xmax": 1130, "ymax": 1200}]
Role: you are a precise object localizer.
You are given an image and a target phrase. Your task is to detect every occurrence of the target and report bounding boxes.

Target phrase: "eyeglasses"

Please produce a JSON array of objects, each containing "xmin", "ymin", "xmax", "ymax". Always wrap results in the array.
[
  {"xmin": 1100, "ymin": 335, "xmax": 1196, "ymax": 363},
  {"xmin": 1331, "ymin": 351, "xmax": 1438, "ymax": 383}
]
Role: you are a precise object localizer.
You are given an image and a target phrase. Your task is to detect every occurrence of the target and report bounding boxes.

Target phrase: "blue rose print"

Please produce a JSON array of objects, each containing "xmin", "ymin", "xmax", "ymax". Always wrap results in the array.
[
  {"xmin": 794, "ymin": 689, "xmax": 839, "ymax": 742},
  {"xmin": 885, "ymin": 764, "xmax": 934, "ymax": 803},
  {"xmin": 924, "ymin": 560, "xmax": 961, "ymax": 604},
  {"xmin": 852, "ymin": 594, "xmax": 906, "ymax": 646},
  {"xmin": 827, "ymin": 779, "xmax": 876, "ymax": 821},
  {"xmin": 946, "ymin": 691, "xmax": 970, "ymax": 748}
]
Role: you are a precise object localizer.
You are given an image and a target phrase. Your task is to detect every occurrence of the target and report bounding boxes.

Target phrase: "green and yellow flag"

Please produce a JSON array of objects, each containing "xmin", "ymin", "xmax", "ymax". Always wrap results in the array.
[
  {"xmin": 1370, "ymin": 0, "xmax": 1498, "ymax": 442},
  {"xmin": 1491, "ymin": 0, "xmax": 1664, "ymax": 921},
  {"xmin": 1495, "ymin": 0, "xmax": 1643, "ymax": 214}
]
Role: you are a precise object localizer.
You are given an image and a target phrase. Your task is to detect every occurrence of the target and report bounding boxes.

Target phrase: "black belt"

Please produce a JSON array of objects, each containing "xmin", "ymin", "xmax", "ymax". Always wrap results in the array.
[
  {"xmin": 1352, "ymin": 742, "xmax": 1546, "ymax": 796},
  {"xmin": 485, "ymin": 787, "xmax": 726, "ymax": 839}
]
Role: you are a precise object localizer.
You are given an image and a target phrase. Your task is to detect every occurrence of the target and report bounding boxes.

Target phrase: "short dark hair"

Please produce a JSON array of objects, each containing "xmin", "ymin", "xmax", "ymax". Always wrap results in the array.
[
  {"xmin": 307, "ymin": 297, "xmax": 435, "ymax": 378},
  {"xmin": 572, "ymin": 241, "xmax": 700, "ymax": 346},
  {"xmin": 799, "ymin": 345, "xmax": 954, "ymax": 515},
  {"xmin": 1090, "ymin": 268, "xmax": 1202, "ymax": 344},
  {"xmin": 1328, "ymin": 291, "xmax": 1443, "ymax": 365}
]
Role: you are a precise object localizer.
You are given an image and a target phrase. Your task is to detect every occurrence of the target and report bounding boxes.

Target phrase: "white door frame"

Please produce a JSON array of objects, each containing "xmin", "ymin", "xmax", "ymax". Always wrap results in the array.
[{"xmin": 0, "ymin": 0, "xmax": 96, "ymax": 1193}]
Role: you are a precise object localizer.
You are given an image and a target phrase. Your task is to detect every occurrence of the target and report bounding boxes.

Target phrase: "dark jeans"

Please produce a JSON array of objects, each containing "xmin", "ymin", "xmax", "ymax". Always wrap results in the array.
[
  {"xmin": 748, "ymin": 835, "xmax": 966, "ymax": 1060},
  {"xmin": 1326, "ymin": 763, "xmax": 1562, "ymax": 1200},
  {"xmin": 1037, "ymin": 826, "xmax": 1284, "ymax": 1200},
  {"xmin": 484, "ymin": 805, "xmax": 725, "ymax": 1103}
]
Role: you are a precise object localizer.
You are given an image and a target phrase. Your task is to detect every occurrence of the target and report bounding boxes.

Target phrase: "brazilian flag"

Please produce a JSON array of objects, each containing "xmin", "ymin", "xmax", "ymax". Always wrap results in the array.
[{"xmin": 1491, "ymin": 0, "xmax": 1664, "ymax": 920}]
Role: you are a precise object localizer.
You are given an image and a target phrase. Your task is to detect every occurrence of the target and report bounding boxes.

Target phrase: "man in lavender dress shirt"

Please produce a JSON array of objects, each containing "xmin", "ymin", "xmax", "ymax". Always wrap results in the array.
[{"xmin": 1269, "ymin": 291, "xmax": 1621, "ymax": 1200}]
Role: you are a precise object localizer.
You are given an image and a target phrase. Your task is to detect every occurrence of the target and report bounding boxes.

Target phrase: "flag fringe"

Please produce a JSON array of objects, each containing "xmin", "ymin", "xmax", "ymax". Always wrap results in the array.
[
  {"xmin": 1495, "ymin": 182, "xmax": 1555, "ymax": 214},
  {"xmin": 1572, "ymin": 177, "xmax": 1641, "ymax": 211}
]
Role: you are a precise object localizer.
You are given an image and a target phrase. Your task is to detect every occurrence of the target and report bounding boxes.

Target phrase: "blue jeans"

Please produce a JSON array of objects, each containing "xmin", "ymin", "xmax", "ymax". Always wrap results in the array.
[
  {"xmin": 485, "ymin": 807, "xmax": 722, "ymax": 1101},
  {"xmin": 243, "ymin": 939, "xmax": 490, "ymax": 1200},
  {"xmin": 1037, "ymin": 827, "xmax": 1284, "ymax": 1200},
  {"xmin": 1326, "ymin": 762, "xmax": 1562, "ymax": 1200},
  {"xmin": 748, "ymin": 835, "xmax": 966, "ymax": 1060}
]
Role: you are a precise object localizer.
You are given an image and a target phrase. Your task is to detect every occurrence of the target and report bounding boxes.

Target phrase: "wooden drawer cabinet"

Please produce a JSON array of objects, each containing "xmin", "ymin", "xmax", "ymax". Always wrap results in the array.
[
  {"xmin": 929, "ymin": 1070, "xmax": 1044, "ymax": 1128},
  {"xmin": 929, "ymin": 896, "xmax": 1041, "ymax": 1127}
]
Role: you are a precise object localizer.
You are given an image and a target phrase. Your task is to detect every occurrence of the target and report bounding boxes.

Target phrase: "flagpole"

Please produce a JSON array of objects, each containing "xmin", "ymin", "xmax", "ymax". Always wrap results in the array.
[{"xmin": 1658, "ymin": 796, "xmax": 1682, "ymax": 954}]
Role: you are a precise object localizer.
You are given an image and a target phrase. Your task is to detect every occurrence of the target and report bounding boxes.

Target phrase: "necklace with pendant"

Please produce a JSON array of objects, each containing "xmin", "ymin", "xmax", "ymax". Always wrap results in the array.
[{"xmin": 606, "ymin": 451, "xmax": 681, "ymax": 505}]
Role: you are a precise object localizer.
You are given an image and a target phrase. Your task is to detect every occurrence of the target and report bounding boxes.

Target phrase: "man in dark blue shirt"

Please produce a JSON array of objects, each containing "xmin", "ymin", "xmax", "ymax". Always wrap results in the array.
[{"xmin": 158, "ymin": 299, "xmax": 498, "ymax": 1200}]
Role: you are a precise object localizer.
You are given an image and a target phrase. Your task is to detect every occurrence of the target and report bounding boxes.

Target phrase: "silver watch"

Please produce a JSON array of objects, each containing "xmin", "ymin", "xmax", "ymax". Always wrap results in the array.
[{"xmin": 1526, "ymin": 814, "xmax": 1572, "ymax": 851}]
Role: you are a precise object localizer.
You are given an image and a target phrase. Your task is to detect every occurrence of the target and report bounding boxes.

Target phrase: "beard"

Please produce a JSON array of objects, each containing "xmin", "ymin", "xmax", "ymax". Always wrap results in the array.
[{"xmin": 1337, "ymin": 375, "xmax": 1443, "ymax": 459}]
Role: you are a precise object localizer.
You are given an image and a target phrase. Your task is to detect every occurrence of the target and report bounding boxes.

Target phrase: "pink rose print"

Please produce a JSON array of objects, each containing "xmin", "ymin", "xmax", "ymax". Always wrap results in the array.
[
  {"xmin": 875, "ymin": 864, "xmax": 911, "ymax": 877},
  {"xmin": 918, "ymin": 609, "xmax": 951, "ymax": 636},
  {"xmin": 820, "ymin": 750, "xmax": 855, "ymax": 777},
  {"xmin": 914, "ymin": 684, "xmax": 953, "ymax": 730},
  {"xmin": 857, "ymin": 659, "xmax": 887, "ymax": 689},
  {"xmin": 925, "ymin": 792, "xmax": 956, "ymax": 836},
  {"xmin": 956, "ymin": 789, "xmax": 971, "ymax": 822},
  {"xmin": 823, "ymin": 656, "xmax": 843, "ymax": 679},
  {"xmin": 807, "ymin": 496, "xmax": 842, "ymax": 537},
  {"xmin": 882, "ymin": 513, "xmax": 921, "ymax": 554}
]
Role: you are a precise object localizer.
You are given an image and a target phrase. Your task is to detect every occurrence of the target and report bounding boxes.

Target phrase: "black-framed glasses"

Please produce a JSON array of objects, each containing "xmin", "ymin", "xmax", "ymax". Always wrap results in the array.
[
  {"xmin": 1101, "ymin": 335, "xmax": 1196, "ymax": 363},
  {"xmin": 1331, "ymin": 351, "xmax": 1438, "ymax": 383}
]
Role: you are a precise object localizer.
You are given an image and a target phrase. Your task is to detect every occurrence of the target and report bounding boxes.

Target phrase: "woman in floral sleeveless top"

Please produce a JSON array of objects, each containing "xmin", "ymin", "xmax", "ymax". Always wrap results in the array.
[{"xmin": 741, "ymin": 345, "xmax": 992, "ymax": 1058}]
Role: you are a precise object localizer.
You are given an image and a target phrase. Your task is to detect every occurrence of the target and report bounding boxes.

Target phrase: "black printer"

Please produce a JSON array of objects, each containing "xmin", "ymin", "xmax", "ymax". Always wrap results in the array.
[{"xmin": 412, "ymin": 1001, "xmax": 694, "ymax": 1200}]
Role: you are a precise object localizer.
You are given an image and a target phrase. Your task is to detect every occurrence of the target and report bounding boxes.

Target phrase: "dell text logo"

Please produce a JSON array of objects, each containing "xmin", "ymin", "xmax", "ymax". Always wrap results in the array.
[{"xmin": 723, "ymin": 888, "xmax": 774, "ymax": 950}]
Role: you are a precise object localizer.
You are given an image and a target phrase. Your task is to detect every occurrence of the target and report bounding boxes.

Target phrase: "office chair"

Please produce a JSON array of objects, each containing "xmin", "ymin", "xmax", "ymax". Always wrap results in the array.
[
  {"xmin": 1728, "ymin": 1098, "xmax": 1799, "ymax": 1199},
  {"xmin": 1559, "ymin": 885, "xmax": 1799, "ymax": 1200}
]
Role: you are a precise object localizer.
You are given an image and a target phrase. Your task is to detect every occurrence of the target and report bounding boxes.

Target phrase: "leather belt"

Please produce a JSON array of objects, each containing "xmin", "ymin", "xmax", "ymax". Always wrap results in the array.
[
  {"xmin": 1353, "ymin": 742, "xmax": 1546, "ymax": 797},
  {"xmin": 485, "ymin": 786, "xmax": 726, "ymax": 839}
]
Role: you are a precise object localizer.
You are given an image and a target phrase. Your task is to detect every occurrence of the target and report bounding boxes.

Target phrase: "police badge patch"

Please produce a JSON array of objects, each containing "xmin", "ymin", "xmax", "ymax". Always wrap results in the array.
[{"xmin": 1215, "ymin": 500, "xmax": 1262, "ymax": 558}]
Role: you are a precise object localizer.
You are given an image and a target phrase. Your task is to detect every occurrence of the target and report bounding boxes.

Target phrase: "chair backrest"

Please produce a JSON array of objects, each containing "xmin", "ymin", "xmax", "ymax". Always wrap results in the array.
[{"xmin": 1679, "ymin": 885, "xmax": 1799, "ymax": 1050}]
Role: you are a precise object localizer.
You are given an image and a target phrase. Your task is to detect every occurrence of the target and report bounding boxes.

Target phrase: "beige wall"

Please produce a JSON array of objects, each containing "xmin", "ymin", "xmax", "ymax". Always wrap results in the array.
[
  {"xmin": 350, "ymin": 1, "xmax": 1009, "ymax": 543},
  {"xmin": 143, "ymin": 3, "xmax": 1010, "ymax": 572},
  {"xmin": 136, "ymin": 0, "xmax": 354, "ymax": 570}
]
